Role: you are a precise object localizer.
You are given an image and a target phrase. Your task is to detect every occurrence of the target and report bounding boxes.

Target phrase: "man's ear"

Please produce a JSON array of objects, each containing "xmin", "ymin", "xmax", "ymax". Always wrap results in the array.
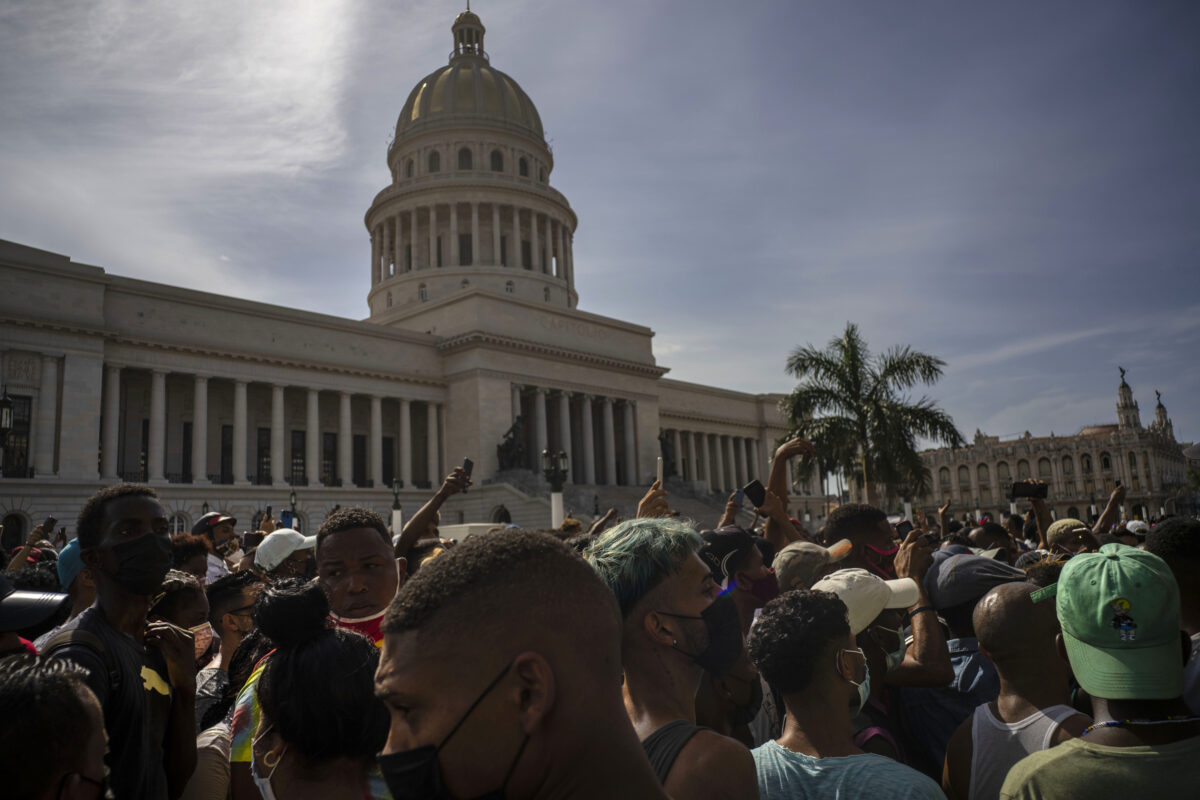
[
  {"xmin": 642, "ymin": 609, "xmax": 676, "ymax": 647},
  {"xmin": 396, "ymin": 557, "xmax": 408, "ymax": 585},
  {"xmin": 1055, "ymin": 632, "xmax": 1068, "ymax": 662},
  {"xmin": 511, "ymin": 651, "xmax": 556, "ymax": 735},
  {"xmin": 80, "ymin": 547, "xmax": 101, "ymax": 568}
]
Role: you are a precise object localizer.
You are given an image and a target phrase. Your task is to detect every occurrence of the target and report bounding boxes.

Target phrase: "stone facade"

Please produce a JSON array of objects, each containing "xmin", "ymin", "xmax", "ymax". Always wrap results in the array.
[{"xmin": 0, "ymin": 11, "xmax": 804, "ymax": 547}]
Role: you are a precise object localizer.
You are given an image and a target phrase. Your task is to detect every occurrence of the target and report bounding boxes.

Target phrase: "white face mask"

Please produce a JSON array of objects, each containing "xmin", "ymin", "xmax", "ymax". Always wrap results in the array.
[{"xmin": 251, "ymin": 724, "xmax": 285, "ymax": 800}]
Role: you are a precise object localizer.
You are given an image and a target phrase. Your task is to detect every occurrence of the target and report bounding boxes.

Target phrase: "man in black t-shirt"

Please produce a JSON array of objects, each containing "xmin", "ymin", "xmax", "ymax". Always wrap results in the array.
[{"xmin": 46, "ymin": 483, "xmax": 197, "ymax": 800}]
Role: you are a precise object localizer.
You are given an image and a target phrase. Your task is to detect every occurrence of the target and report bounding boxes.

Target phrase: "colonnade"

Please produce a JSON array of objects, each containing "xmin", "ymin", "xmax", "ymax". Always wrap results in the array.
[{"xmin": 660, "ymin": 428, "xmax": 764, "ymax": 494}]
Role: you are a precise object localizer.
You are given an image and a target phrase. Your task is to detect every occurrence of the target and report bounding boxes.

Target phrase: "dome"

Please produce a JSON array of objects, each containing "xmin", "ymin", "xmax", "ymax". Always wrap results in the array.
[{"xmin": 394, "ymin": 12, "xmax": 545, "ymax": 144}]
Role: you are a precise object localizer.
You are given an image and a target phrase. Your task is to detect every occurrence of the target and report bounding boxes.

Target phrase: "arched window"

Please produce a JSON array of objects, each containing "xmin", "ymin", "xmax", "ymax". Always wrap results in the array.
[
  {"xmin": 490, "ymin": 150, "xmax": 503, "ymax": 172},
  {"xmin": 0, "ymin": 513, "xmax": 26, "ymax": 551},
  {"xmin": 428, "ymin": 151, "xmax": 440, "ymax": 173},
  {"xmin": 518, "ymin": 157, "xmax": 528, "ymax": 177},
  {"xmin": 406, "ymin": 159, "xmax": 414, "ymax": 178},
  {"xmin": 1101, "ymin": 452, "xmax": 1111, "ymax": 471},
  {"xmin": 958, "ymin": 465, "xmax": 971, "ymax": 486},
  {"xmin": 996, "ymin": 461, "xmax": 1010, "ymax": 481},
  {"xmin": 1038, "ymin": 458, "xmax": 1052, "ymax": 479},
  {"xmin": 458, "ymin": 147, "xmax": 472, "ymax": 170},
  {"xmin": 418, "ymin": 284, "xmax": 428, "ymax": 301},
  {"xmin": 939, "ymin": 467, "xmax": 951, "ymax": 487},
  {"xmin": 386, "ymin": 291, "xmax": 393, "ymax": 308},
  {"xmin": 1062, "ymin": 455, "xmax": 1074, "ymax": 475},
  {"xmin": 1017, "ymin": 460, "xmax": 1031, "ymax": 479},
  {"xmin": 1067, "ymin": 506, "xmax": 1080, "ymax": 519},
  {"xmin": 505, "ymin": 280, "xmax": 514, "ymax": 294},
  {"xmin": 1082, "ymin": 454, "xmax": 1093, "ymax": 473},
  {"xmin": 977, "ymin": 464, "xmax": 990, "ymax": 484},
  {"xmin": 168, "ymin": 512, "xmax": 191, "ymax": 536},
  {"xmin": 1128, "ymin": 451, "xmax": 1138, "ymax": 470},
  {"xmin": 543, "ymin": 286, "xmax": 551, "ymax": 302}
]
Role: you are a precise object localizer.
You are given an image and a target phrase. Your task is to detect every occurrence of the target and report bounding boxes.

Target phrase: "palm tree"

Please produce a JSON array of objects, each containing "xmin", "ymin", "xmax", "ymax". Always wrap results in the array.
[{"xmin": 782, "ymin": 322, "xmax": 964, "ymax": 506}]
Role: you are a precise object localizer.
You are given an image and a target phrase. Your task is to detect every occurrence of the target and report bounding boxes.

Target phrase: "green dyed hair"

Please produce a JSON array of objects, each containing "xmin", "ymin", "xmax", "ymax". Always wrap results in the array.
[{"xmin": 583, "ymin": 518, "xmax": 702, "ymax": 618}]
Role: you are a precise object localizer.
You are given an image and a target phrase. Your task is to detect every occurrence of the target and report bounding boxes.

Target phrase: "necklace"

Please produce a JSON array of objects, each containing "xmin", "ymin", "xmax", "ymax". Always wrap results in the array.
[{"xmin": 1081, "ymin": 715, "xmax": 1200, "ymax": 736}]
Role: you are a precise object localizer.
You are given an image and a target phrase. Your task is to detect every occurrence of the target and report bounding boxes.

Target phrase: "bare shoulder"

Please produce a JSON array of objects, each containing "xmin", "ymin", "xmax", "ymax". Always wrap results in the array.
[
  {"xmin": 663, "ymin": 729, "xmax": 758, "ymax": 800},
  {"xmin": 943, "ymin": 711, "xmax": 975, "ymax": 800},
  {"xmin": 1051, "ymin": 713, "xmax": 1093, "ymax": 743}
]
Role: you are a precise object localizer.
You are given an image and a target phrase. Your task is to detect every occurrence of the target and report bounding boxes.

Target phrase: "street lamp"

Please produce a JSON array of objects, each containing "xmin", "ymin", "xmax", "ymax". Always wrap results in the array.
[
  {"xmin": 541, "ymin": 449, "xmax": 569, "ymax": 528},
  {"xmin": 391, "ymin": 479, "xmax": 403, "ymax": 537},
  {"xmin": 804, "ymin": 502, "xmax": 812, "ymax": 524},
  {"xmin": 201, "ymin": 501, "xmax": 209, "ymax": 516}
]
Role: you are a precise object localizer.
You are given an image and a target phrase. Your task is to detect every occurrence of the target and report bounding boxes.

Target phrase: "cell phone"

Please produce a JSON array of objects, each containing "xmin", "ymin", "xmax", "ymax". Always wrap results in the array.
[
  {"xmin": 656, "ymin": 456, "xmax": 664, "ymax": 485},
  {"xmin": 743, "ymin": 479, "xmax": 766, "ymax": 508},
  {"xmin": 41, "ymin": 516, "xmax": 57, "ymax": 533},
  {"xmin": 896, "ymin": 520, "xmax": 914, "ymax": 537},
  {"xmin": 461, "ymin": 457, "xmax": 474, "ymax": 493},
  {"xmin": 1009, "ymin": 482, "xmax": 1048, "ymax": 500},
  {"xmin": 734, "ymin": 488, "xmax": 745, "ymax": 506}
]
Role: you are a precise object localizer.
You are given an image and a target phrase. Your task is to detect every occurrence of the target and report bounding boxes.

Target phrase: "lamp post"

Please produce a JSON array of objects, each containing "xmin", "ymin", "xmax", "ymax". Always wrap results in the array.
[
  {"xmin": 0, "ymin": 385, "xmax": 12, "ymax": 476},
  {"xmin": 201, "ymin": 501, "xmax": 209, "ymax": 516},
  {"xmin": 288, "ymin": 488, "xmax": 297, "ymax": 530},
  {"xmin": 391, "ymin": 479, "xmax": 403, "ymax": 538},
  {"xmin": 541, "ymin": 449, "xmax": 569, "ymax": 528},
  {"xmin": 804, "ymin": 502, "xmax": 812, "ymax": 524}
]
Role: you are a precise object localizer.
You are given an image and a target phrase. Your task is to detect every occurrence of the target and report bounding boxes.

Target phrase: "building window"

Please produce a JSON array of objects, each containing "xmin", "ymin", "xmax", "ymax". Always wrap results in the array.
[
  {"xmin": 996, "ymin": 461, "xmax": 1010, "ymax": 481},
  {"xmin": 436, "ymin": 236, "xmax": 443, "ymax": 267},
  {"xmin": 181, "ymin": 421, "xmax": 193, "ymax": 483},
  {"xmin": 219, "ymin": 424, "xmax": 232, "ymax": 484},
  {"xmin": 938, "ymin": 467, "xmax": 951, "ymax": 488},
  {"xmin": 405, "ymin": 244, "xmax": 412, "ymax": 271},
  {"xmin": 505, "ymin": 280, "xmax": 514, "ymax": 294},
  {"xmin": 169, "ymin": 512, "xmax": 190, "ymax": 537},
  {"xmin": 458, "ymin": 147, "xmax": 472, "ymax": 170},
  {"xmin": 256, "ymin": 427, "xmax": 271, "ymax": 485},
  {"xmin": 1101, "ymin": 453, "xmax": 1111, "ymax": 471},
  {"xmin": 1037, "ymin": 458, "xmax": 1051, "ymax": 479},
  {"xmin": 290, "ymin": 430, "xmax": 306, "ymax": 485},
  {"xmin": 500, "ymin": 235, "xmax": 508, "ymax": 266},
  {"xmin": 406, "ymin": 159, "xmax": 414, "ymax": 177},
  {"xmin": 490, "ymin": 149, "xmax": 503, "ymax": 171},
  {"xmin": 543, "ymin": 286, "xmax": 551, "ymax": 302},
  {"xmin": 428, "ymin": 151, "xmax": 440, "ymax": 173},
  {"xmin": 1062, "ymin": 456, "xmax": 1074, "ymax": 475},
  {"xmin": 521, "ymin": 240, "xmax": 532, "ymax": 269},
  {"xmin": 1017, "ymin": 460, "xmax": 1030, "ymax": 480},
  {"xmin": 0, "ymin": 513, "xmax": 26, "ymax": 552},
  {"xmin": 977, "ymin": 464, "xmax": 989, "ymax": 484},
  {"xmin": 957, "ymin": 465, "xmax": 970, "ymax": 487},
  {"xmin": 539, "ymin": 168, "xmax": 546, "ymax": 182},
  {"xmin": 418, "ymin": 284, "xmax": 428, "ymax": 301},
  {"xmin": 383, "ymin": 436, "xmax": 395, "ymax": 487},
  {"xmin": 459, "ymin": 233, "xmax": 473, "ymax": 265},
  {"xmin": 322, "ymin": 432, "xmax": 337, "ymax": 485},
  {"xmin": 518, "ymin": 157, "xmax": 528, "ymax": 177},
  {"xmin": 1, "ymin": 394, "xmax": 31, "ymax": 478},
  {"xmin": 1082, "ymin": 454, "xmax": 1092, "ymax": 473}
]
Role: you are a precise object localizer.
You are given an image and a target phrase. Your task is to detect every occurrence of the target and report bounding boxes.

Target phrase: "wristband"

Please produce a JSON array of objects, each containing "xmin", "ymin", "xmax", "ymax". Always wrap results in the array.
[{"xmin": 905, "ymin": 605, "xmax": 936, "ymax": 622}]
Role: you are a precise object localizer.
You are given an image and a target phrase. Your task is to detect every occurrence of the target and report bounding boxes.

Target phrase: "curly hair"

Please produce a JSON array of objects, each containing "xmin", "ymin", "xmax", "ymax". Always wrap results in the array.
[
  {"xmin": 316, "ymin": 507, "xmax": 389, "ymax": 553},
  {"xmin": 1146, "ymin": 518, "xmax": 1200, "ymax": 564},
  {"xmin": 75, "ymin": 483, "xmax": 159, "ymax": 550},
  {"xmin": 171, "ymin": 533, "xmax": 212, "ymax": 567},
  {"xmin": 148, "ymin": 569, "xmax": 205, "ymax": 624},
  {"xmin": 747, "ymin": 589, "xmax": 850, "ymax": 695}
]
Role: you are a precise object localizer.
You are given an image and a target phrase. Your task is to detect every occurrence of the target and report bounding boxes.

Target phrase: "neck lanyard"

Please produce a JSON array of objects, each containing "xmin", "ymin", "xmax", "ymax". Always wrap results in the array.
[{"xmin": 1081, "ymin": 715, "xmax": 1200, "ymax": 736}]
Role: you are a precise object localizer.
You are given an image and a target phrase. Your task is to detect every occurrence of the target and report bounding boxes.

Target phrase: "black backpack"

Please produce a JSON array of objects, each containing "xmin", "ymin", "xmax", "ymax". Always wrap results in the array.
[{"xmin": 41, "ymin": 629, "xmax": 122, "ymax": 694}]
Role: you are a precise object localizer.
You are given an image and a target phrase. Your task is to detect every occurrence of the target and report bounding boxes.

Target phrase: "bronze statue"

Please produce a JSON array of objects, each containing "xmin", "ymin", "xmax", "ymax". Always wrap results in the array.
[{"xmin": 497, "ymin": 416, "xmax": 528, "ymax": 471}]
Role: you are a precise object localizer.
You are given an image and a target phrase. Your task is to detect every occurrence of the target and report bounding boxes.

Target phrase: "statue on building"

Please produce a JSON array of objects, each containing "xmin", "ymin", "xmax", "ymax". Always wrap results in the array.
[
  {"xmin": 658, "ymin": 431, "xmax": 677, "ymax": 478},
  {"xmin": 497, "ymin": 416, "xmax": 527, "ymax": 471},
  {"xmin": 1119, "ymin": 366, "xmax": 1127, "ymax": 383}
]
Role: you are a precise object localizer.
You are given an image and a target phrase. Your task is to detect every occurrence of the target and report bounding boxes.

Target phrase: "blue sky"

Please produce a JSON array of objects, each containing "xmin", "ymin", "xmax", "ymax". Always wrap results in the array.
[{"xmin": 2, "ymin": 0, "xmax": 1197, "ymax": 444}]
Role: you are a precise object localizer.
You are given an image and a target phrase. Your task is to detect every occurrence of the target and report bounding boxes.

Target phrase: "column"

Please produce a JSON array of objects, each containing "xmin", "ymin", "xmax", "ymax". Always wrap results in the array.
[
  {"xmin": 409, "ymin": 209, "xmax": 418, "ymax": 270},
  {"xmin": 557, "ymin": 391, "xmax": 572, "ymax": 483},
  {"xmin": 428, "ymin": 205, "xmax": 438, "ymax": 268},
  {"xmin": 399, "ymin": 399, "xmax": 413, "ymax": 487},
  {"xmin": 426, "ymin": 402, "xmax": 439, "ymax": 483},
  {"xmin": 371, "ymin": 229, "xmax": 380, "ymax": 284},
  {"xmin": 381, "ymin": 225, "xmax": 390, "ymax": 281},
  {"xmin": 306, "ymin": 389, "xmax": 320, "ymax": 487},
  {"xmin": 751, "ymin": 439, "xmax": 762, "ymax": 480},
  {"xmin": 147, "ymin": 369, "xmax": 166, "ymax": 482},
  {"xmin": 686, "ymin": 431, "xmax": 698, "ymax": 481},
  {"xmin": 233, "ymin": 380, "xmax": 248, "ymax": 485},
  {"xmin": 734, "ymin": 437, "xmax": 747, "ymax": 487},
  {"xmin": 491, "ymin": 204, "xmax": 501, "ymax": 265},
  {"xmin": 271, "ymin": 385, "xmax": 285, "ymax": 487},
  {"xmin": 533, "ymin": 388, "xmax": 548, "ymax": 459},
  {"xmin": 101, "ymin": 365, "xmax": 121, "ymax": 479},
  {"xmin": 449, "ymin": 202, "xmax": 459, "ymax": 266},
  {"xmin": 394, "ymin": 215, "xmax": 403, "ymax": 274},
  {"xmin": 530, "ymin": 211, "xmax": 540, "ymax": 272},
  {"xmin": 601, "ymin": 397, "xmax": 617, "ymax": 485},
  {"xmin": 622, "ymin": 401, "xmax": 636, "ymax": 486},
  {"xmin": 671, "ymin": 429, "xmax": 682, "ymax": 479},
  {"xmin": 338, "ymin": 392, "xmax": 352, "ymax": 487},
  {"xmin": 510, "ymin": 206, "xmax": 520, "ymax": 267},
  {"xmin": 580, "ymin": 395, "xmax": 596, "ymax": 484},
  {"xmin": 557, "ymin": 223, "xmax": 566, "ymax": 279},
  {"xmin": 695, "ymin": 432, "xmax": 708, "ymax": 485},
  {"xmin": 191, "ymin": 375, "xmax": 209, "ymax": 484},
  {"xmin": 544, "ymin": 217, "xmax": 553, "ymax": 276},
  {"xmin": 33, "ymin": 355, "xmax": 59, "ymax": 476},
  {"xmin": 724, "ymin": 435, "xmax": 737, "ymax": 491},
  {"xmin": 511, "ymin": 384, "xmax": 523, "ymax": 422},
  {"xmin": 470, "ymin": 203, "xmax": 480, "ymax": 266},
  {"xmin": 711, "ymin": 434, "xmax": 726, "ymax": 493},
  {"xmin": 565, "ymin": 231, "xmax": 574, "ymax": 282},
  {"xmin": 370, "ymin": 395, "xmax": 383, "ymax": 488}
]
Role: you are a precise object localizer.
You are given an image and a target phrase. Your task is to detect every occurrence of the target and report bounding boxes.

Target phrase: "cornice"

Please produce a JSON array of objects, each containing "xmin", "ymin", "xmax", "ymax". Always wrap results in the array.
[
  {"xmin": 366, "ymin": 179, "xmax": 576, "ymax": 228},
  {"xmin": 658, "ymin": 408, "xmax": 787, "ymax": 433},
  {"xmin": 0, "ymin": 312, "xmax": 115, "ymax": 339},
  {"xmin": 437, "ymin": 330, "xmax": 668, "ymax": 378}
]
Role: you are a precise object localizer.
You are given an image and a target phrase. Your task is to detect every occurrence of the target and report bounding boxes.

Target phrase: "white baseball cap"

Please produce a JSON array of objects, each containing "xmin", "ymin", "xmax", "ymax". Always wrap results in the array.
[
  {"xmin": 811, "ymin": 568, "xmax": 920, "ymax": 634},
  {"xmin": 254, "ymin": 528, "xmax": 317, "ymax": 572}
]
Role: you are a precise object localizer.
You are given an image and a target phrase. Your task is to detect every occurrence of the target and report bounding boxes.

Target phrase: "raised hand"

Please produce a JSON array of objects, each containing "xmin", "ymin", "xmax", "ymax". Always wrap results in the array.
[
  {"xmin": 894, "ymin": 527, "xmax": 934, "ymax": 582},
  {"xmin": 146, "ymin": 620, "xmax": 198, "ymax": 692},
  {"xmin": 637, "ymin": 480, "xmax": 670, "ymax": 518},
  {"xmin": 774, "ymin": 437, "xmax": 816, "ymax": 462}
]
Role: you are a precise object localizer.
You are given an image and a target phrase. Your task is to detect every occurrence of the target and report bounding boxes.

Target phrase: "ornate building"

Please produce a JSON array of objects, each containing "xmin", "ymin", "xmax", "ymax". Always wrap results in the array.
[
  {"xmin": 0, "ymin": 11, "xmax": 808, "ymax": 548},
  {"xmin": 918, "ymin": 371, "xmax": 1190, "ymax": 522}
]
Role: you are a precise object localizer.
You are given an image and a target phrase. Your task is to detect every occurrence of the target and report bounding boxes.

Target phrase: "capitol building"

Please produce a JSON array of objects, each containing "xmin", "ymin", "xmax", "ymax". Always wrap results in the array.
[{"xmin": 0, "ymin": 11, "xmax": 796, "ymax": 546}]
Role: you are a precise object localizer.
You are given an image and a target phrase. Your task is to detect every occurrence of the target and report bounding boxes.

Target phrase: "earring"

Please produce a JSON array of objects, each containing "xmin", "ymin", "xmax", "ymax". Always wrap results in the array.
[
  {"xmin": 672, "ymin": 639, "xmax": 678, "ymax": 646},
  {"xmin": 263, "ymin": 749, "xmax": 282, "ymax": 769}
]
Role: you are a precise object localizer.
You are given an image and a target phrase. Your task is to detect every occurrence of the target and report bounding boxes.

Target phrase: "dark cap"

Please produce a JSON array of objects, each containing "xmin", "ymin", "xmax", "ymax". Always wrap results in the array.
[
  {"xmin": 923, "ymin": 552, "xmax": 1025, "ymax": 610},
  {"xmin": 0, "ymin": 573, "xmax": 68, "ymax": 632},
  {"xmin": 192, "ymin": 511, "xmax": 237, "ymax": 537},
  {"xmin": 699, "ymin": 526, "xmax": 756, "ymax": 582}
]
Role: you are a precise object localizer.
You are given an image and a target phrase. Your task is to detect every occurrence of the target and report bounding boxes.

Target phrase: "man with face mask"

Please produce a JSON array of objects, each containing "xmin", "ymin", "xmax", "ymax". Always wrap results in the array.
[
  {"xmin": 747, "ymin": 589, "xmax": 943, "ymax": 799},
  {"xmin": 196, "ymin": 570, "xmax": 264, "ymax": 728},
  {"xmin": 824, "ymin": 504, "xmax": 902, "ymax": 580},
  {"xmin": 584, "ymin": 518, "xmax": 758, "ymax": 799},
  {"xmin": 192, "ymin": 511, "xmax": 241, "ymax": 584},
  {"xmin": 376, "ymin": 529, "xmax": 670, "ymax": 800},
  {"xmin": 45, "ymin": 483, "xmax": 198, "ymax": 800}
]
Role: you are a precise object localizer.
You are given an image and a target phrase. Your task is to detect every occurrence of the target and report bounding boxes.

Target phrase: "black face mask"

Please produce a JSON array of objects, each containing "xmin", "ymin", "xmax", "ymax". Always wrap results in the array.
[
  {"xmin": 658, "ymin": 593, "xmax": 744, "ymax": 677},
  {"xmin": 109, "ymin": 534, "xmax": 173, "ymax": 595},
  {"xmin": 377, "ymin": 661, "xmax": 529, "ymax": 800}
]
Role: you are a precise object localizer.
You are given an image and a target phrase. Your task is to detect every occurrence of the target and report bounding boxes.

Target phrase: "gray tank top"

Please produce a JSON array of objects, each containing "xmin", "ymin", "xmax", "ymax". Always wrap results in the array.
[{"xmin": 969, "ymin": 702, "xmax": 1078, "ymax": 800}]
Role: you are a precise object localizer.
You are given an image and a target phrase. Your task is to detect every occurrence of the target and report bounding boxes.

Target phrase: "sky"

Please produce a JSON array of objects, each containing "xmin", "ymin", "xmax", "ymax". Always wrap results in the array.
[{"xmin": 2, "ymin": 0, "xmax": 1198, "ymax": 445}]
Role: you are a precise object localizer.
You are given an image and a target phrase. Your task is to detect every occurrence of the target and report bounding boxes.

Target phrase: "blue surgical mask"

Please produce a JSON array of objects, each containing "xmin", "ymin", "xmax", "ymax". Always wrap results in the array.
[{"xmin": 838, "ymin": 647, "xmax": 871, "ymax": 715}]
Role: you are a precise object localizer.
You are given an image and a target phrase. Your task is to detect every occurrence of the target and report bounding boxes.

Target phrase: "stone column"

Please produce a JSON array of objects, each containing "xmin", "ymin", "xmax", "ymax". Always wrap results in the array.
[
  {"xmin": 191, "ymin": 375, "xmax": 209, "ymax": 484},
  {"xmin": 449, "ymin": 202, "xmax": 459, "ymax": 266},
  {"xmin": 271, "ymin": 385, "xmax": 285, "ymax": 487},
  {"xmin": 601, "ymin": 397, "xmax": 617, "ymax": 485},
  {"xmin": 394, "ymin": 215, "xmax": 403, "ymax": 274},
  {"xmin": 399, "ymin": 399, "xmax": 413, "ymax": 487},
  {"xmin": 306, "ymin": 389, "xmax": 320, "ymax": 487},
  {"xmin": 565, "ymin": 231, "xmax": 574, "ymax": 282},
  {"xmin": 751, "ymin": 439, "xmax": 763, "ymax": 480},
  {"xmin": 530, "ymin": 211, "xmax": 540, "ymax": 272},
  {"xmin": 557, "ymin": 222, "xmax": 566, "ymax": 279},
  {"xmin": 147, "ymin": 369, "xmax": 166, "ymax": 482},
  {"xmin": 533, "ymin": 388, "xmax": 549, "ymax": 459},
  {"xmin": 671, "ymin": 429, "xmax": 682, "ymax": 479},
  {"xmin": 694, "ymin": 432, "xmax": 707, "ymax": 485},
  {"xmin": 470, "ymin": 203, "xmax": 480, "ymax": 266},
  {"xmin": 370, "ymin": 395, "xmax": 383, "ymax": 488},
  {"xmin": 428, "ymin": 205, "xmax": 438, "ymax": 268},
  {"xmin": 370, "ymin": 229, "xmax": 380, "ymax": 284},
  {"xmin": 491, "ymin": 204, "xmax": 502, "ymax": 265},
  {"xmin": 580, "ymin": 395, "xmax": 596, "ymax": 484},
  {"xmin": 410, "ymin": 209, "xmax": 418, "ymax": 270},
  {"xmin": 33, "ymin": 355, "xmax": 58, "ymax": 476},
  {"xmin": 511, "ymin": 384, "xmax": 523, "ymax": 422},
  {"xmin": 557, "ymin": 391, "xmax": 572, "ymax": 483},
  {"xmin": 338, "ymin": 392, "xmax": 352, "ymax": 487},
  {"xmin": 544, "ymin": 217, "xmax": 553, "ymax": 276},
  {"xmin": 101, "ymin": 365, "xmax": 121, "ymax": 479},
  {"xmin": 711, "ymin": 434, "xmax": 726, "ymax": 493},
  {"xmin": 734, "ymin": 437, "xmax": 747, "ymax": 487},
  {"xmin": 622, "ymin": 401, "xmax": 636, "ymax": 486},
  {"xmin": 510, "ymin": 206, "xmax": 520, "ymax": 267},
  {"xmin": 426, "ymin": 402, "xmax": 439, "ymax": 484},
  {"xmin": 724, "ymin": 436, "xmax": 737, "ymax": 490},
  {"xmin": 686, "ymin": 430, "xmax": 698, "ymax": 481},
  {"xmin": 233, "ymin": 380, "xmax": 248, "ymax": 485}
]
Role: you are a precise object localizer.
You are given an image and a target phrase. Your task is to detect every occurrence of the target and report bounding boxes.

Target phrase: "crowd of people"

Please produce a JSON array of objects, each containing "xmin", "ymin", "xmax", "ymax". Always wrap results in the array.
[{"xmin": 1, "ymin": 437, "xmax": 1198, "ymax": 799}]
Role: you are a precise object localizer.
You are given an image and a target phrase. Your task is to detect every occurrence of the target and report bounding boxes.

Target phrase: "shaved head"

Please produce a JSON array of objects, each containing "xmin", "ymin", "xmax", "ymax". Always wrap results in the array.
[{"xmin": 974, "ymin": 581, "xmax": 1058, "ymax": 664}]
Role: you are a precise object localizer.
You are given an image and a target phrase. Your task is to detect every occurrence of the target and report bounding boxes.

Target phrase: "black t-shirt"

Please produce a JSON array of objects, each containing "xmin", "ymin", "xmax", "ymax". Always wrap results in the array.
[{"xmin": 48, "ymin": 605, "xmax": 174, "ymax": 800}]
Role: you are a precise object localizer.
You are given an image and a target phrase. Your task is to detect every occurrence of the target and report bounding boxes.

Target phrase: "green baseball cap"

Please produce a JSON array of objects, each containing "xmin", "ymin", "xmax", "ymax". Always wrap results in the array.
[{"xmin": 1039, "ymin": 543, "xmax": 1182, "ymax": 700}]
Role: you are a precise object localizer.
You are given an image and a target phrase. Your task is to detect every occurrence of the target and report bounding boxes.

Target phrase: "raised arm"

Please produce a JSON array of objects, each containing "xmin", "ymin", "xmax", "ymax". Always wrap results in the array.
[
  {"xmin": 1092, "ymin": 483, "xmax": 1126, "ymax": 535},
  {"xmin": 885, "ymin": 528, "xmax": 953, "ymax": 687},
  {"xmin": 5, "ymin": 525, "xmax": 42, "ymax": 574},
  {"xmin": 397, "ymin": 467, "xmax": 471, "ymax": 558}
]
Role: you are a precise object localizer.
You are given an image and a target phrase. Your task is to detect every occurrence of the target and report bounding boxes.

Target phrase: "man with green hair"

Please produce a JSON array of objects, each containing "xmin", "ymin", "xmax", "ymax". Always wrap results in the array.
[
  {"xmin": 584, "ymin": 518, "xmax": 758, "ymax": 799},
  {"xmin": 999, "ymin": 544, "xmax": 1200, "ymax": 797}
]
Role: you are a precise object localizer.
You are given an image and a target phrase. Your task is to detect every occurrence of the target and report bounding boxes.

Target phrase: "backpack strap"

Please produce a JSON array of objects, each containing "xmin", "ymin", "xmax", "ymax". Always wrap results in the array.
[{"xmin": 42, "ymin": 629, "xmax": 121, "ymax": 694}]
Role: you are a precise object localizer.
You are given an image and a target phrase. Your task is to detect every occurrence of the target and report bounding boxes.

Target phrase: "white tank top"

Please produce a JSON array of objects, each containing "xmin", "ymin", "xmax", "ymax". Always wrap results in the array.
[{"xmin": 968, "ymin": 702, "xmax": 1078, "ymax": 800}]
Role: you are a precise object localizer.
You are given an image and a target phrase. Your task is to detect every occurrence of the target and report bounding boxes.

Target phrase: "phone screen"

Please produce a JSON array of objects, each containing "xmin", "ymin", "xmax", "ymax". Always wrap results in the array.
[
  {"xmin": 734, "ymin": 488, "xmax": 745, "ymax": 505},
  {"xmin": 462, "ymin": 457, "xmax": 474, "ymax": 477},
  {"xmin": 743, "ymin": 480, "xmax": 766, "ymax": 508},
  {"xmin": 656, "ymin": 456, "xmax": 664, "ymax": 485},
  {"xmin": 895, "ymin": 520, "xmax": 914, "ymax": 538}
]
